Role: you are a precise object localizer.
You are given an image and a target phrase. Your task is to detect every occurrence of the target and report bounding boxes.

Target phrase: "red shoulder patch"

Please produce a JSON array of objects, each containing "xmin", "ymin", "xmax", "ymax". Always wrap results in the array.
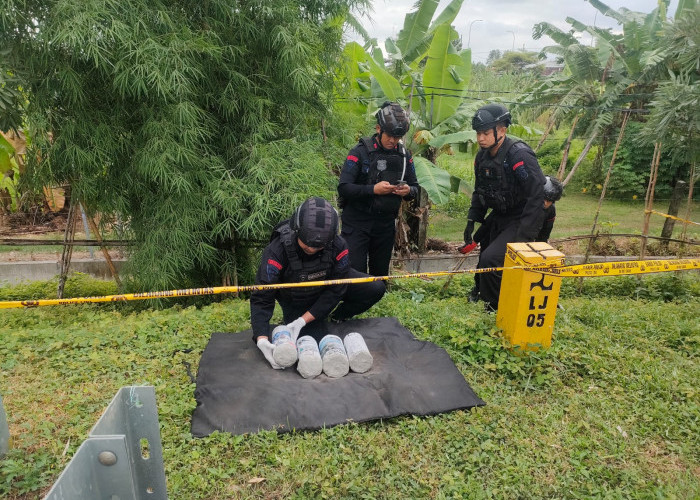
[
  {"xmin": 347, "ymin": 155, "xmax": 358, "ymax": 162},
  {"xmin": 336, "ymin": 249, "xmax": 349, "ymax": 261},
  {"xmin": 267, "ymin": 259, "xmax": 282, "ymax": 270},
  {"xmin": 512, "ymin": 160, "xmax": 524, "ymax": 170}
]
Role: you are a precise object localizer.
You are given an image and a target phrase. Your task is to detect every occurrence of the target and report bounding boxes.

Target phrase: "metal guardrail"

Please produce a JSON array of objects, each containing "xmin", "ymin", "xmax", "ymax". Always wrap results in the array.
[
  {"xmin": 44, "ymin": 386, "xmax": 167, "ymax": 500},
  {"xmin": 0, "ymin": 393, "xmax": 9, "ymax": 457}
]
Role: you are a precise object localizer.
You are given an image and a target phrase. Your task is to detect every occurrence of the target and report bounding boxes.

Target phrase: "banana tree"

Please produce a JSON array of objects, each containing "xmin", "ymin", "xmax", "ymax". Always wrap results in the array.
[
  {"xmin": 529, "ymin": 0, "xmax": 672, "ymax": 186},
  {"xmin": 337, "ymin": 0, "xmax": 476, "ymax": 205}
]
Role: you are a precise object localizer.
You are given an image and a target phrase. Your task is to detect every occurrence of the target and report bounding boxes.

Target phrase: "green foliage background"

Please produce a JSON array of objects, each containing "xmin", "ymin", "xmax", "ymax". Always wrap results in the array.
[{"xmin": 1, "ymin": 0, "xmax": 362, "ymax": 291}]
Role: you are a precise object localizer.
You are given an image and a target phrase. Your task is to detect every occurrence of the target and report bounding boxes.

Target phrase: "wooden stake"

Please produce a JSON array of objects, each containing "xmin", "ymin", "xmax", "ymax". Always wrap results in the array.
[
  {"xmin": 58, "ymin": 202, "xmax": 77, "ymax": 299},
  {"xmin": 86, "ymin": 214, "xmax": 122, "ymax": 287},
  {"xmin": 640, "ymin": 142, "xmax": 662, "ymax": 260},
  {"xmin": 583, "ymin": 111, "xmax": 630, "ymax": 264},
  {"xmin": 557, "ymin": 115, "xmax": 580, "ymax": 181}
]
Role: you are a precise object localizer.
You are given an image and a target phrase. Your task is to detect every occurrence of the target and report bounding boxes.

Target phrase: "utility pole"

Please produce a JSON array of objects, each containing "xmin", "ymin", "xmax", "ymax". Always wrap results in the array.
[
  {"xmin": 507, "ymin": 30, "xmax": 515, "ymax": 50},
  {"xmin": 468, "ymin": 19, "xmax": 483, "ymax": 48}
]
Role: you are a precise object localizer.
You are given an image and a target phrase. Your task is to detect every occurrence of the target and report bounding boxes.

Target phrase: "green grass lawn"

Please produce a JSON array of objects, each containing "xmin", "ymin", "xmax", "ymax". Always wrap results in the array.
[{"xmin": 1, "ymin": 273, "xmax": 699, "ymax": 499}]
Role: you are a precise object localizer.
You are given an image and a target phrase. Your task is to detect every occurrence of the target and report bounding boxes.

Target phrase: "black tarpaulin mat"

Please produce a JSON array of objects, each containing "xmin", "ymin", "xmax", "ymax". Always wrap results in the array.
[{"xmin": 191, "ymin": 316, "xmax": 485, "ymax": 436}]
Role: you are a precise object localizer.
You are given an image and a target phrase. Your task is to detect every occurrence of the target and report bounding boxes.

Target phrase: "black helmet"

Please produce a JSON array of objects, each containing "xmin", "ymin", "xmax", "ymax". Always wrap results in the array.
[
  {"xmin": 376, "ymin": 101, "xmax": 410, "ymax": 137},
  {"xmin": 471, "ymin": 103, "xmax": 512, "ymax": 131},
  {"xmin": 291, "ymin": 197, "xmax": 339, "ymax": 248},
  {"xmin": 543, "ymin": 176, "xmax": 563, "ymax": 202}
]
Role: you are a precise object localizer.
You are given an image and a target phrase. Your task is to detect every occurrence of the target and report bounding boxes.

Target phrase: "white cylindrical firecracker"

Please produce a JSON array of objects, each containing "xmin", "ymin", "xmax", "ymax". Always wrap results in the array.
[
  {"xmin": 271, "ymin": 325, "xmax": 297, "ymax": 368},
  {"xmin": 343, "ymin": 332, "xmax": 373, "ymax": 373},
  {"xmin": 319, "ymin": 334, "xmax": 349, "ymax": 378},
  {"xmin": 296, "ymin": 335, "xmax": 322, "ymax": 379}
]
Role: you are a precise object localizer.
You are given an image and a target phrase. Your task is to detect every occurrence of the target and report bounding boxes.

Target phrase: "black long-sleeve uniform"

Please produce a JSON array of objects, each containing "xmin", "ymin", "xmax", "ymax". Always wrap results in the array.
[
  {"xmin": 250, "ymin": 232, "xmax": 385, "ymax": 342},
  {"xmin": 468, "ymin": 136, "xmax": 546, "ymax": 309},
  {"xmin": 338, "ymin": 134, "xmax": 420, "ymax": 276},
  {"xmin": 537, "ymin": 203, "xmax": 556, "ymax": 242}
]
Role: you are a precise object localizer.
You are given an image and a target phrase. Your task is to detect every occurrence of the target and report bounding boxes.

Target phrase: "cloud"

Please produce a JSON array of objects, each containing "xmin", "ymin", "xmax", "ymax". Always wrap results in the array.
[{"xmin": 351, "ymin": 0, "xmax": 679, "ymax": 62}]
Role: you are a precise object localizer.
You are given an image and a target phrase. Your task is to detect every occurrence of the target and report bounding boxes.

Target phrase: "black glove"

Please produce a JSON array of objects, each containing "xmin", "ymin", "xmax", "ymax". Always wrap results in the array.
[{"xmin": 463, "ymin": 220, "xmax": 475, "ymax": 245}]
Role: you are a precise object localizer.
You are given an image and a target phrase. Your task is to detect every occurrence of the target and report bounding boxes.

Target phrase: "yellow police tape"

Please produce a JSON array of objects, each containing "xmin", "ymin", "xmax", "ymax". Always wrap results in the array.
[
  {"xmin": 0, "ymin": 258, "xmax": 698, "ymax": 309},
  {"xmin": 645, "ymin": 209, "xmax": 700, "ymax": 226}
]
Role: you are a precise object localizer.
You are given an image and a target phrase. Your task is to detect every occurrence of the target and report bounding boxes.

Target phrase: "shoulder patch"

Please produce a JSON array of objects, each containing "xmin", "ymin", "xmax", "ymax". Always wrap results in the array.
[
  {"xmin": 266, "ymin": 259, "xmax": 282, "ymax": 280},
  {"xmin": 336, "ymin": 248, "xmax": 349, "ymax": 268},
  {"xmin": 336, "ymin": 249, "xmax": 349, "ymax": 261},
  {"xmin": 347, "ymin": 155, "xmax": 358, "ymax": 163},
  {"xmin": 512, "ymin": 160, "xmax": 528, "ymax": 180}
]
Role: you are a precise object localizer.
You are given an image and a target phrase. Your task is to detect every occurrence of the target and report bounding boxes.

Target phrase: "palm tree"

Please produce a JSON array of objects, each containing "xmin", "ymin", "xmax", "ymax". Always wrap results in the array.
[{"xmin": 528, "ymin": 0, "xmax": 671, "ymax": 186}]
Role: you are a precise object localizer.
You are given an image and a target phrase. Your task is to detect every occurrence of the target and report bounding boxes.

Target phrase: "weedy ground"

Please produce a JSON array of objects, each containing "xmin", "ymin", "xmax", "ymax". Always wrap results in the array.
[{"xmin": 1, "ymin": 271, "xmax": 698, "ymax": 499}]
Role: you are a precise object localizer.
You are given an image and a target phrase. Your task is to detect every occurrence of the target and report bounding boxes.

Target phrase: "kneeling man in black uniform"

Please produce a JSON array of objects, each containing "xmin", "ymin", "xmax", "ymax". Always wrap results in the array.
[{"xmin": 251, "ymin": 197, "xmax": 386, "ymax": 368}]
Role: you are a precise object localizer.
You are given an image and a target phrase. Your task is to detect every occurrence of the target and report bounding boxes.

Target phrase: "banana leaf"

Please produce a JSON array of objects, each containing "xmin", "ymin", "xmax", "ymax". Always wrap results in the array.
[
  {"xmin": 428, "ymin": 130, "xmax": 475, "ymax": 149},
  {"xmin": 413, "ymin": 155, "xmax": 452, "ymax": 205},
  {"xmin": 367, "ymin": 56, "xmax": 404, "ymax": 103},
  {"xmin": 396, "ymin": 0, "xmax": 439, "ymax": 57},
  {"xmin": 422, "ymin": 25, "xmax": 466, "ymax": 127},
  {"xmin": 0, "ymin": 133, "xmax": 14, "ymax": 175}
]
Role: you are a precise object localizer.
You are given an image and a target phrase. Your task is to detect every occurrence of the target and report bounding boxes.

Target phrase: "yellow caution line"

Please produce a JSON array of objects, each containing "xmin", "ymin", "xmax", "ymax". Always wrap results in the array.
[
  {"xmin": 531, "ymin": 258, "xmax": 700, "ymax": 277},
  {"xmin": 645, "ymin": 210, "xmax": 700, "ymax": 226},
  {"xmin": 0, "ymin": 258, "xmax": 698, "ymax": 309}
]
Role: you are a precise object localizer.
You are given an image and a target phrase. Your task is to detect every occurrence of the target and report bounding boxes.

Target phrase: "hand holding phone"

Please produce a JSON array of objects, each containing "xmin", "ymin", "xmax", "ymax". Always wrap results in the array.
[{"xmin": 393, "ymin": 180, "xmax": 408, "ymax": 195}]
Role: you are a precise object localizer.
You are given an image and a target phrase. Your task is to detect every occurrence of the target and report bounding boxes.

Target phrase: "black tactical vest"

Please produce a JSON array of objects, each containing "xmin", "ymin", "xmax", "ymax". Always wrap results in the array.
[
  {"xmin": 474, "ymin": 137, "xmax": 528, "ymax": 214},
  {"xmin": 346, "ymin": 136, "xmax": 408, "ymax": 216},
  {"xmin": 273, "ymin": 221, "xmax": 334, "ymax": 307}
]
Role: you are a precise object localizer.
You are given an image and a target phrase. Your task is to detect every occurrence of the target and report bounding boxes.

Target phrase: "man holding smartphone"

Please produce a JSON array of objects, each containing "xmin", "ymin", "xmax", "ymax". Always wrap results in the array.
[{"xmin": 337, "ymin": 101, "xmax": 420, "ymax": 277}]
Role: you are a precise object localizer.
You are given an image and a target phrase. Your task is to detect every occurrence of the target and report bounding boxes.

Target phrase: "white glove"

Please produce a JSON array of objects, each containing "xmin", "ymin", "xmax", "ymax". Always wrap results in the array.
[
  {"xmin": 256, "ymin": 338, "xmax": 283, "ymax": 369},
  {"xmin": 286, "ymin": 317, "xmax": 307, "ymax": 343}
]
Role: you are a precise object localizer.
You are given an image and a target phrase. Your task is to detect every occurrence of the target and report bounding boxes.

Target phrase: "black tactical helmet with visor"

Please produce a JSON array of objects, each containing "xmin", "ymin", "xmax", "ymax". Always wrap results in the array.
[
  {"xmin": 471, "ymin": 103, "xmax": 512, "ymax": 131},
  {"xmin": 543, "ymin": 176, "xmax": 564, "ymax": 202},
  {"xmin": 291, "ymin": 197, "xmax": 339, "ymax": 249},
  {"xmin": 472, "ymin": 103, "xmax": 512, "ymax": 151},
  {"xmin": 376, "ymin": 101, "xmax": 410, "ymax": 138}
]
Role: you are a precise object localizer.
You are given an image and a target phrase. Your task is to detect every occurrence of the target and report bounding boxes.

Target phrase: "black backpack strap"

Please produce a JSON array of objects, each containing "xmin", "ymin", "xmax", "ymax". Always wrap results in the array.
[
  {"xmin": 503, "ymin": 139, "xmax": 529, "ymax": 166},
  {"xmin": 359, "ymin": 136, "xmax": 375, "ymax": 154}
]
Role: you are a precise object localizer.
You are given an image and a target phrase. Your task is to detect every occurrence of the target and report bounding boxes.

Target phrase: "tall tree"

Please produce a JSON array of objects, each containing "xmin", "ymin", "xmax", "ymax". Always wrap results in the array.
[
  {"xmin": 1, "ymin": 0, "xmax": 366, "ymax": 290},
  {"xmin": 639, "ymin": 3, "xmax": 700, "ymax": 239},
  {"xmin": 529, "ymin": 0, "xmax": 672, "ymax": 186}
]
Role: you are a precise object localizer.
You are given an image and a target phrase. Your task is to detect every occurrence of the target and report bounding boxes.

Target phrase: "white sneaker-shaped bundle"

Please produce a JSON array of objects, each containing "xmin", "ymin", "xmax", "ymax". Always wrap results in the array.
[
  {"xmin": 270, "ymin": 325, "xmax": 298, "ymax": 368},
  {"xmin": 319, "ymin": 334, "xmax": 349, "ymax": 378},
  {"xmin": 296, "ymin": 335, "xmax": 322, "ymax": 379},
  {"xmin": 343, "ymin": 332, "xmax": 373, "ymax": 373}
]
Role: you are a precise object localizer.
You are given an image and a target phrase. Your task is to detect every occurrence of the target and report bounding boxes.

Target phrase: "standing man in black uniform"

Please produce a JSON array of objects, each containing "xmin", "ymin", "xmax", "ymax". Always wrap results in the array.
[
  {"xmin": 338, "ymin": 101, "xmax": 420, "ymax": 276},
  {"xmin": 251, "ymin": 197, "xmax": 386, "ymax": 369},
  {"xmin": 462, "ymin": 104, "xmax": 546, "ymax": 311}
]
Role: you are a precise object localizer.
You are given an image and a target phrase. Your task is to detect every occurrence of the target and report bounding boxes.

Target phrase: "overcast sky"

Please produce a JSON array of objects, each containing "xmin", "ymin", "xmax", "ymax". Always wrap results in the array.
[{"xmin": 349, "ymin": 0, "xmax": 679, "ymax": 63}]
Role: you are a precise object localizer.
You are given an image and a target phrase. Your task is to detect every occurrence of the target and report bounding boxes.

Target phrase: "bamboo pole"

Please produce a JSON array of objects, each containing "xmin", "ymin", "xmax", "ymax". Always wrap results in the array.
[
  {"xmin": 680, "ymin": 161, "xmax": 696, "ymax": 244},
  {"xmin": 557, "ymin": 115, "xmax": 580, "ymax": 181},
  {"xmin": 534, "ymin": 115, "xmax": 556, "ymax": 153},
  {"xmin": 57, "ymin": 202, "xmax": 77, "ymax": 299},
  {"xmin": 86, "ymin": 214, "xmax": 122, "ymax": 287},
  {"xmin": 640, "ymin": 142, "xmax": 662, "ymax": 260},
  {"xmin": 583, "ymin": 111, "xmax": 630, "ymax": 264},
  {"xmin": 563, "ymin": 130, "xmax": 598, "ymax": 186}
]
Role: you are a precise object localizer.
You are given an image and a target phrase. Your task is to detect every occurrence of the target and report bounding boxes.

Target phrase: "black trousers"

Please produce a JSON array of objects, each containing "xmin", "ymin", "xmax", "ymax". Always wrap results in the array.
[
  {"xmin": 341, "ymin": 208, "xmax": 396, "ymax": 277},
  {"xmin": 475, "ymin": 215, "xmax": 521, "ymax": 309},
  {"xmin": 280, "ymin": 269, "xmax": 386, "ymax": 342}
]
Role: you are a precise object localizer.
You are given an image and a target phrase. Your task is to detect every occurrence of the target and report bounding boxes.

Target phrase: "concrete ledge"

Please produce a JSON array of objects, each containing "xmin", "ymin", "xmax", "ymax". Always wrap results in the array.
[
  {"xmin": 0, "ymin": 254, "xmax": 680, "ymax": 286},
  {"xmin": 0, "ymin": 259, "xmax": 125, "ymax": 285}
]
